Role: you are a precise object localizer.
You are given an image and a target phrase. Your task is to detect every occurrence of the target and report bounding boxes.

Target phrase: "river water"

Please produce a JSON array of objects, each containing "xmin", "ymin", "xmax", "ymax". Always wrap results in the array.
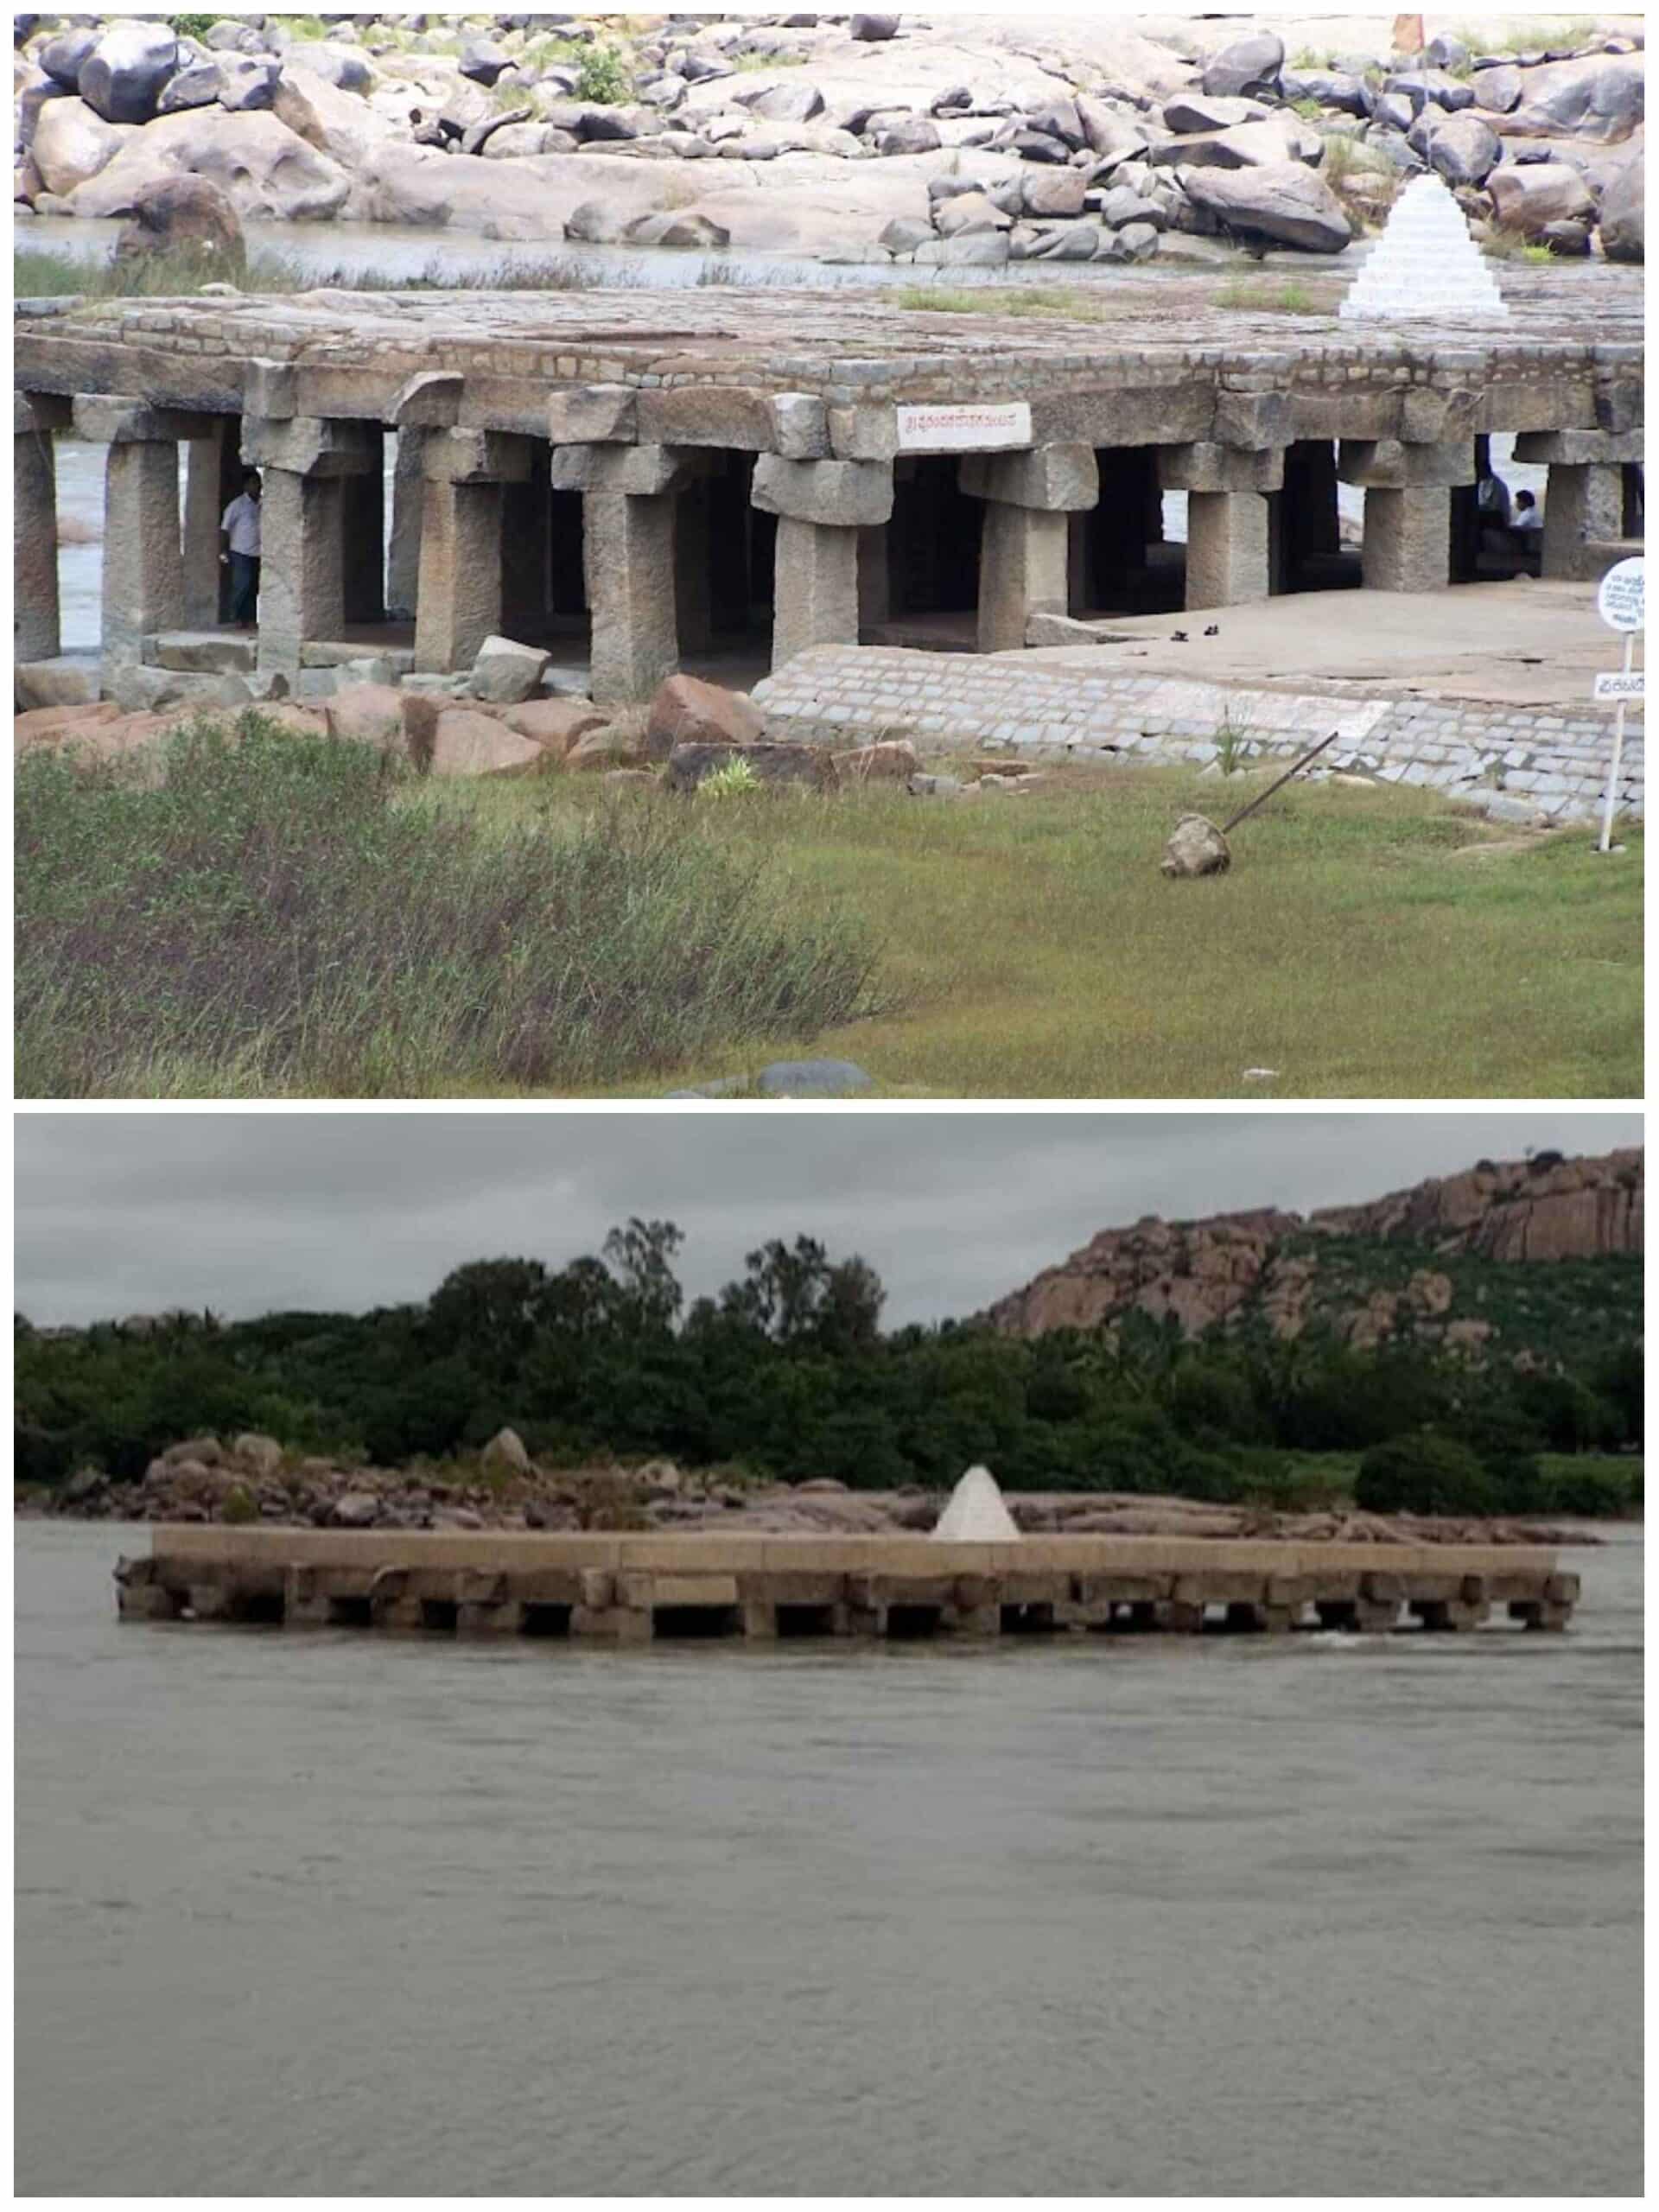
[{"xmin": 15, "ymin": 1521, "xmax": 1643, "ymax": 2196}]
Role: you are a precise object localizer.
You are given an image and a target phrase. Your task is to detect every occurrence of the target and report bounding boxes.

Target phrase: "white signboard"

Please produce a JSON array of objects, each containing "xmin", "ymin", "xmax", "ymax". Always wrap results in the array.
[
  {"xmin": 895, "ymin": 401, "xmax": 1033, "ymax": 454},
  {"xmin": 1597, "ymin": 556, "xmax": 1644, "ymax": 633},
  {"xmin": 1593, "ymin": 670, "xmax": 1645, "ymax": 703}
]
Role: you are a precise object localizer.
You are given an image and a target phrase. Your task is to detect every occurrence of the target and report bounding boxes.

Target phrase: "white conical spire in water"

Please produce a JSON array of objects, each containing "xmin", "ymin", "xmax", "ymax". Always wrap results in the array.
[
  {"xmin": 1338, "ymin": 172, "xmax": 1510, "ymax": 323},
  {"xmin": 931, "ymin": 1465, "xmax": 1022, "ymax": 1541}
]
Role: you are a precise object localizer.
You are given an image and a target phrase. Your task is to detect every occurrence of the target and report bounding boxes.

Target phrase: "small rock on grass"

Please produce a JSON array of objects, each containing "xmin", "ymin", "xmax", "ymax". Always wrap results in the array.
[{"xmin": 1160, "ymin": 813, "xmax": 1231, "ymax": 876}]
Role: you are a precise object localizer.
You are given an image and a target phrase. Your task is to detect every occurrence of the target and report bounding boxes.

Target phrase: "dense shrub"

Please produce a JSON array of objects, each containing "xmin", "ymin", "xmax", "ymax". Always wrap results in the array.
[
  {"xmin": 16, "ymin": 720, "xmax": 877, "ymax": 1097},
  {"xmin": 1354, "ymin": 1433, "xmax": 1496, "ymax": 1516}
]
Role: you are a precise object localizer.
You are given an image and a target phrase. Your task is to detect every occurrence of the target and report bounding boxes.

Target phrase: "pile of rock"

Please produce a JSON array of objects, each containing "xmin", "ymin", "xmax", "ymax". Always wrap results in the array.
[
  {"xmin": 16, "ymin": 15, "xmax": 1639, "ymax": 264},
  {"xmin": 16, "ymin": 659, "xmax": 977, "ymax": 801},
  {"xmin": 29, "ymin": 1434, "xmax": 1581, "ymax": 1547}
]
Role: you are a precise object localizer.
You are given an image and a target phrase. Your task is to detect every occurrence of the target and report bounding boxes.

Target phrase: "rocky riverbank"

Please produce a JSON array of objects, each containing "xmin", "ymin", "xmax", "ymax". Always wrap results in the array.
[
  {"xmin": 18, "ymin": 1425, "xmax": 1597, "ymax": 1548},
  {"xmin": 12, "ymin": 13, "xmax": 1645, "ymax": 268}
]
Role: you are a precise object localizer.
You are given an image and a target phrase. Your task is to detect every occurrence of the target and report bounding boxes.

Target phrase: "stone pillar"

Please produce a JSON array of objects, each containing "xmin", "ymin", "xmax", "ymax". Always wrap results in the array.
[
  {"xmin": 750, "ymin": 454, "xmax": 893, "ymax": 671},
  {"xmin": 771, "ymin": 517, "xmax": 861, "ymax": 665},
  {"xmin": 1360, "ymin": 486, "xmax": 1450, "ymax": 593},
  {"xmin": 181, "ymin": 418, "xmax": 241, "ymax": 630},
  {"xmin": 388, "ymin": 425, "xmax": 425, "ymax": 618},
  {"xmin": 14, "ymin": 393, "xmax": 63, "ymax": 662},
  {"xmin": 414, "ymin": 429, "xmax": 533, "ymax": 674},
  {"xmin": 1158, "ymin": 442, "xmax": 1283, "ymax": 611},
  {"xmin": 582, "ymin": 491, "xmax": 679, "ymax": 702},
  {"xmin": 341, "ymin": 429, "xmax": 385, "ymax": 626},
  {"xmin": 241, "ymin": 414, "xmax": 383, "ymax": 677},
  {"xmin": 258, "ymin": 470, "xmax": 346, "ymax": 677},
  {"xmin": 1541, "ymin": 466, "xmax": 1625, "ymax": 579},
  {"xmin": 1185, "ymin": 493, "xmax": 1271, "ymax": 608},
  {"xmin": 83, "ymin": 416, "xmax": 187, "ymax": 671},
  {"xmin": 856, "ymin": 523, "xmax": 890, "ymax": 638},
  {"xmin": 1512, "ymin": 428, "xmax": 1643, "ymax": 581},
  {"xmin": 550, "ymin": 438, "xmax": 709, "ymax": 702},
  {"xmin": 960, "ymin": 444, "xmax": 1097, "ymax": 654},
  {"xmin": 976, "ymin": 505, "xmax": 1068, "ymax": 652},
  {"xmin": 1338, "ymin": 437, "xmax": 1472, "ymax": 594},
  {"xmin": 674, "ymin": 478, "xmax": 715, "ymax": 657}
]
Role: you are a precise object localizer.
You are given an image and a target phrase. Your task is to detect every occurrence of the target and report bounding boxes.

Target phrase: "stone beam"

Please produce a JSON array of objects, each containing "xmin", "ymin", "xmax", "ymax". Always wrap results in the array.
[
  {"xmin": 751, "ymin": 455, "xmax": 893, "ymax": 529},
  {"xmin": 244, "ymin": 359, "xmax": 296, "ymax": 421},
  {"xmin": 1212, "ymin": 388, "xmax": 1293, "ymax": 449},
  {"xmin": 549, "ymin": 442, "xmax": 711, "ymax": 498},
  {"xmin": 391, "ymin": 371, "xmax": 464, "ymax": 429},
  {"xmin": 547, "ymin": 384, "xmax": 637, "ymax": 446},
  {"xmin": 1157, "ymin": 442, "xmax": 1285, "ymax": 493},
  {"xmin": 959, "ymin": 444, "xmax": 1098, "ymax": 512},
  {"xmin": 1512, "ymin": 429, "xmax": 1646, "ymax": 467},
  {"xmin": 421, "ymin": 428, "xmax": 535, "ymax": 486},
  {"xmin": 73, "ymin": 395, "xmax": 219, "ymax": 444},
  {"xmin": 1338, "ymin": 438, "xmax": 1475, "ymax": 490},
  {"xmin": 1399, "ymin": 388, "xmax": 1479, "ymax": 444},
  {"xmin": 241, "ymin": 415, "xmax": 381, "ymax": 479},
  {"xmin": 16, "ymin": 390, "xmax": 73, "ymax": 433}
]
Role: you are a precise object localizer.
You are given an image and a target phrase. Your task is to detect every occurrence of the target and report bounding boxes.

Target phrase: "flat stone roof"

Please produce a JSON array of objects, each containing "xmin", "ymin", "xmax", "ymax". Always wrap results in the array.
[{"xmin": 14, "ymin": 273, "xmax": 1643, "ymax": 447}]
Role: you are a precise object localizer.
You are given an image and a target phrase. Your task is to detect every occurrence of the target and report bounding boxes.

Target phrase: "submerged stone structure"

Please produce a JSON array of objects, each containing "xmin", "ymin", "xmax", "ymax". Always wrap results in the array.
[
  {"xmin": 116, "ymin": 1526, "xmax": 1579, "ymax": 1641},
  {"xmin": 14, "ymin": 283, "xmax": 1643, "ymax": 704}
]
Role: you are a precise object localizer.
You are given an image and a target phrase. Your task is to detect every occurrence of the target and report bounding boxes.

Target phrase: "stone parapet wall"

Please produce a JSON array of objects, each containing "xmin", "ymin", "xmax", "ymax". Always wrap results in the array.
[{"xmin": 753, "ymin": 646, "xmax": 1643, "ymax": 825}]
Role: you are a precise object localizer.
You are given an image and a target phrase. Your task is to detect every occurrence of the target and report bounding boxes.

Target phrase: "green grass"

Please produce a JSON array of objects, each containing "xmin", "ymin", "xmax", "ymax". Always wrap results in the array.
[
  {"xmin": 540, "ymin": 766, "xmax": 1639, "ymax": 1100},
  {"xmin": 889, "ymin": 284, "xmax": 1122, "ymax": 322},
  {"xmin": 1214, "ymin": 279, "xmax": 1321, "ymax": 314},
  {"xmin": 16, "ymin": 717, "xmax": 878, "ymax": 1099},
  {"xmin": 1456, "ymin": 17, "xmax": 1599, "ymax": 54},
  {"xmin": 14, "ymin": 245, "xmax": 302, "ymax": 299}
]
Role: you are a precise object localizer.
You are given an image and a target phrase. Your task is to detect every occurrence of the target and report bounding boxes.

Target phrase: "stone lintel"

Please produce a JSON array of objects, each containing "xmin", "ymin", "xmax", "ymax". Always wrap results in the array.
[
  {"xmin": 1512, "ymin": 428, "xmax": 1645, "ymax": 467},
  {"xmin": 772, "ymin": 392, "xmax": 831, "ymax": 461},
  {"xmin": 16, "ymin": 391, "xmax": 73, "ymax": 434},
  {"xmin": 751, "ymin": 454, "xmax": 893, "ymax": 528},
  {"xmin": 548, "ymin": 442, "xmax": 714, "ymax": 497},
  {"xmin": 245, "ymin": 359, "xmax": 296, "ymax": 420},
  {"xmin": 958, "ymin": 443, "xmax": 1097, "ymax": 512},
  {"xmin": 241, "ymin": 415, "xmax": 382, "ymax": 479},
  {"xmin": 636, "ymin": 383, "xmax": 782, "ymax": 453},
  {"xmin": 1399, "ymin": 387, "xmax": 1479, "ymax": 444},
  {"xmin": 547, "ymin": 383, "xmax": 636, "ymax": 446},
  {"xmin": 1338, "ymin": 437, "xmax": 1474, "ymax": 489},
  {"xmin": 1156, "ymin": 442, "xmax": 1284, "ymax": 493},
  {"xmin": 421, "ymin": 427, "xmax": 535, "ymax": 486},
  {"xmin": 1213, "ymin": 389, "xmax": 1292, "ymax": 449},
  {"xmin": 72, "ymin": 395, "xmax": 219, "ymax": 444},
  {"xmin": 391, "ymin": 370, "xmax": 465, "ymax": 429},
  {"xmin": 1594, "ymin": 378, "xmax": 1643, "ymax": 435},
  {"xmin": 826, "ymin": 404, "xmax": 899, "ymax": 461}
]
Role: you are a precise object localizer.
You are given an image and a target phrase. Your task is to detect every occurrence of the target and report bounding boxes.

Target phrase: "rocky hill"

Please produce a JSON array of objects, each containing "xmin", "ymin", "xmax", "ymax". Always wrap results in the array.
[
  {"xmin": 12, "ymin": 12, "xmax": 1645, "ymax": 266},
  {"xmin": 986, "ymin": 1147, "xmax": 1643, "ymax": 1353}
]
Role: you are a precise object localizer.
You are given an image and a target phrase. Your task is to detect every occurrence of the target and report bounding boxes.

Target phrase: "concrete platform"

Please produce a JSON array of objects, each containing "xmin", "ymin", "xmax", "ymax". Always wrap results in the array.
[
  {"xmin": 116, "ymin": 1526, "xmax": 1579, "ymax": 1642},
  {"xmin": 1020, "ymin": 578, "xmax": 1647, "ymax": 715}
]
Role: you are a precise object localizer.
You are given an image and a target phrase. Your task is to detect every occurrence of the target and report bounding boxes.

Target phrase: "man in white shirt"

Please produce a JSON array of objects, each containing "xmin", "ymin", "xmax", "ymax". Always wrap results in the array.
[{"xmin": 219, "ymin": 470, "xmax": 263, "ymax": 626}]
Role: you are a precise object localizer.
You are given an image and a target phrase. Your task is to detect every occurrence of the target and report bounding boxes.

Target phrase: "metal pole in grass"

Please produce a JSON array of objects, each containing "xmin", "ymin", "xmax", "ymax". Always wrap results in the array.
[{"xmin": 1217, "ymin": 728, "xmax": 1344, "ymax": 836}]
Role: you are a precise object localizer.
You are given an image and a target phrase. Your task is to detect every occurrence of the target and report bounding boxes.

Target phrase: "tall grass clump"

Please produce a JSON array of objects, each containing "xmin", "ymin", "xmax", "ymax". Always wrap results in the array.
[{"xmin": 16, "ymin": 717, "xmax": 880, "ymax": 1098}]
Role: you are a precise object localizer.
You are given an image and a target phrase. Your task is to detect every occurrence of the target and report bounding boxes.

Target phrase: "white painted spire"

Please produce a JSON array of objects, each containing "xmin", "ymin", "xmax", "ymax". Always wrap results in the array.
[
  {"xmin": 1338, "ymin": 172, "xmax": 1510, "ymax": 323},
  {"xmin": 931, "ymin": 1465, "xmax": 1023, "ymax": 1541}
]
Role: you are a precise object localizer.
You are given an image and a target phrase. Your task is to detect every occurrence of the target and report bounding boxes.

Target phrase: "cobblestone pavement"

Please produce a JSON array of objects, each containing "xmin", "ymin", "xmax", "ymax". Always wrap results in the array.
[{"xmin": 753, "ymin": 647, "xmax": 1644, "ymax": 825}]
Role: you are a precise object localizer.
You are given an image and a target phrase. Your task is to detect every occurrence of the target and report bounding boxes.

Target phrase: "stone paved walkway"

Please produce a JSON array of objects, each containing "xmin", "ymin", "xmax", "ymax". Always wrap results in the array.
[{"xmin": 753, "ymin": 647, "xmax": 1643, "ymax": 825}]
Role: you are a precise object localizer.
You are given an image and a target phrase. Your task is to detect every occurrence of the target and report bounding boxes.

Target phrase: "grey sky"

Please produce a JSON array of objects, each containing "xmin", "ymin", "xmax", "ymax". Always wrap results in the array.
[{"xmin": 15, "ymin": 1111, "xmax": 1640, "ymax": 1329}]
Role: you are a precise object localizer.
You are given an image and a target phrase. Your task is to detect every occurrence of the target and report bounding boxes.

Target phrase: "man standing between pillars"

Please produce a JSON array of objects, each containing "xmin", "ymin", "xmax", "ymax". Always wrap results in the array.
[{"xmin": 219, "ymin": 467, "xmax": 263, "ymax": 627}]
